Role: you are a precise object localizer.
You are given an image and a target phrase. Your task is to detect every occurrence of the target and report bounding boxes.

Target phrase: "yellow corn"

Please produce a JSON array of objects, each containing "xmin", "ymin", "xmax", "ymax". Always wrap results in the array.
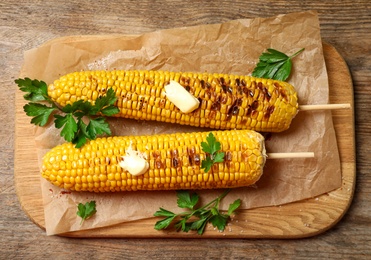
[
  {"xmin": 41, "ymin": 130, "xmax": 266, "ymax": 192},
  {"xmin": 48, "ymin": 70, "xmax": 298, "ymax": 132}
]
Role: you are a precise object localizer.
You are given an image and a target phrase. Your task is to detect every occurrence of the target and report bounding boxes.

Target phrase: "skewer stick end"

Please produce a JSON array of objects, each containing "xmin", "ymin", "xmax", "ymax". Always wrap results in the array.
[
  {"xmin": 299, "ymin": 103, "xmax": 351, "ymax": 111},
  {"xmin": 266, "ymin": 152, "xmax": 315, "ymax": 159}
]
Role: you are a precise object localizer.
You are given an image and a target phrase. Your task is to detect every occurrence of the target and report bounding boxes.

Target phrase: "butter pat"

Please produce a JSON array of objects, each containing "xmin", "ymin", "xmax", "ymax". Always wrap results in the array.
[
  {"xmin": 164, "ymin": 80, "xmax": 200, "ymax": 113},
  {"xmin": 119, "ymin": 146, "xmax": 149, "ymax": 176}
]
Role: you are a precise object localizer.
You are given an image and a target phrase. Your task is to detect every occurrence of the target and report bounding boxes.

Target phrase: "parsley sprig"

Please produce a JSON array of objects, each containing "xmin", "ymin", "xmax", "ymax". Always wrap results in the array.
[
  {"xmin": 252, "ymin": 48, "xmax": 305, "ymax": 81},
  {"xmin": 15, "ymin": 78, "xmax": 120, "ymax": 148},
  {"xmin": 201, "ymin": 132, "xmax": 225, "ymax": 173},
  {"xmin": 77, "ymin": 200, "xmax": 97, "ymax": 225},
  {"xmin": 154, "ymin": 190, "xmax": 241, "ymax": 235}
]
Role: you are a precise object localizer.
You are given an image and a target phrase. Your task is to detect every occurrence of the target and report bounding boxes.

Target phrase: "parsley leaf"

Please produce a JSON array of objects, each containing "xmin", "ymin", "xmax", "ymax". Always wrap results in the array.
[
  {"xmin": 154, "ymin": 190, "xmax": 241, "ymax": 235},
  {"xmin": 101, "ymin": 105, "xmax": 121, "ymax": 116},
  {"xmin": 23, "ymin": 103, "xmax": 56, "ymax": 126},
  {"xmin": 77, "ymin": 200, "xmax": 97, "ymax": 225},
  {"xmin": 176, "ymin": 190, "xmax": 199, "ymax": 210},
  {"xmin": 54, "ymin": 114, "xmax": 78, "ymax": 142},
  {"xmin": 213, "ymin": 152, "xmax": 225, "ymax": 163},
  {"xmin": 15, "ymin": 78, "xmax": 49, "ymax": 102},
  {"xmin": 201, "ymin": 157, "xmax": 213, "ymax": 173},
  {"xmin": 209, "ymin": 212, "xmax": 228, "ymax": 231},
  {"xmin": 72, "ymin": 120, "xmax": 89, "ymax": 148},
  {"xmin": 228, "ymin": 199, "xmax": 241, "ymax": 215},
  {"xmin": 200, "ymin": 132, "xmax": 225, "ymax": 173},
  {"xmin": 153, "ymin": 208, "xmax": 177, "ymax": 230},
  {"xmin": 16, "ymin": 78, "xmax": 120, "ymax": 147},
  {"xmin": 86, "ymin": 117, "xmax": 112, "ymax": 140},
  {"xmin": 94, "ymin": 88, "xmax": 117, "ymax": 111},
  {"xmin": 252, "ymin": 48, "xmax": 304, "ymax": 81}
]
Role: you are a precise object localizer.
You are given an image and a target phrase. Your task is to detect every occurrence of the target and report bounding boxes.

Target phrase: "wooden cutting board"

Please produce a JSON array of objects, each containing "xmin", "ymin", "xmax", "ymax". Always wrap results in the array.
[{"xmin": 14, "ymin": 42, "xmax": 355, "ymax": 238}]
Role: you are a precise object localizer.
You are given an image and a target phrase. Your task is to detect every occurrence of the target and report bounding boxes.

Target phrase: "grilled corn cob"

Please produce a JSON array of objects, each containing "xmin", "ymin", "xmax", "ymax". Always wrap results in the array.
[
  {"xmin": 41, "ymin": 130, "xmax": 266, "ymax": 192},
  {"xmin": 48, "ymin": 70, "xmax": 298, "ymax": 132}
]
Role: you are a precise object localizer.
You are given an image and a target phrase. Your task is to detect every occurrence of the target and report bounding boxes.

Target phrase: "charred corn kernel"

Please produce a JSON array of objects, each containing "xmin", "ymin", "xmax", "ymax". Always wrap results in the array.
[
  {"xmin": 48, "ymin": 70, "xmax": 298, "ymax": 132},
  {"xmin": 41, "ymin": 130, "xmax": 266, "ymax": 192}
]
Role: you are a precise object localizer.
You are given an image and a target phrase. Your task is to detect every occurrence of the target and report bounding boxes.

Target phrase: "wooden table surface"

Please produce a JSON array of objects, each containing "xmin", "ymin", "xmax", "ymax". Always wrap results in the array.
[{"xmin": 1, "ymin": 0, "xmax": 370, "ymax": 258}]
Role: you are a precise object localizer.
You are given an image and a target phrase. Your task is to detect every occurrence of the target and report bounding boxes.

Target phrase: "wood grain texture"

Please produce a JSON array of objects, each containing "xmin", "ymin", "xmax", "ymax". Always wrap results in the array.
[
  {"xmin": 1, "ymin": 0, "xmax": 370, "ymax": 259},
  {"xmin": 13, "ymin": 41, "xmax": 356, "ymax": 239}
]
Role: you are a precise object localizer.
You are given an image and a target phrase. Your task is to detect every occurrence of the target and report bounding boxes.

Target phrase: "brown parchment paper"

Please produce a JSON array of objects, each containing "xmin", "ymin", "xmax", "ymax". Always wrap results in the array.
[{"xmin": 19, "ymin": 11, "xmax": 341, "ymax": 235}]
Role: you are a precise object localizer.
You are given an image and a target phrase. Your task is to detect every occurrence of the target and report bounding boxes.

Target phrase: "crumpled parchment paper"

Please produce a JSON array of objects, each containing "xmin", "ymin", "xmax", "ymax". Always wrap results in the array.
[{"xmin": 19, "ymin": 10, "xmax": 341, "ymax": 235}]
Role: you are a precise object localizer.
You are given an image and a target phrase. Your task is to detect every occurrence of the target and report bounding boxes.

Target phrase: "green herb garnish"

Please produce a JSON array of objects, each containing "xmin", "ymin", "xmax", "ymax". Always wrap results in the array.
[
  {"xmin": 252, "ymin": 48, "xmax": 305, "ymax": 81},
  {"xmin": 15, "ymin": 78, "xmax": 120, "ymax": 148},
  {"xmin": 77, "ymin": 200, "xmax": 97, "ymax": 225},
  {"xmin": 154, "ymin": 190, "xmax": 241, "ymax": 235},
  {"xmin": 201, "ymin": 132, "xmax": 225, "ymax": 173}
]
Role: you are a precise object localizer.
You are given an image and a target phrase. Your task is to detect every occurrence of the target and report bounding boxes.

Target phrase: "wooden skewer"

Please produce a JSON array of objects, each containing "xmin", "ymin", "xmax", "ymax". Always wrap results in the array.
[
  {"xmin": 299, "ymin": 103, "xmax": 351, "ymax": 111},
  {"xmin": 266, "ymin": 152, "xmax": 315, "ymax": 159}
]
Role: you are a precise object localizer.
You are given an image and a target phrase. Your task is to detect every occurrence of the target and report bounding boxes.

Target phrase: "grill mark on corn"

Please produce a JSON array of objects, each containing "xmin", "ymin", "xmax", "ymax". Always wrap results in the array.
[
  {"xmin": 225, "ymin": 151, "xmax": 232, "ymax": 161},
  {"xmin": 211, "ymin": 99, "xmax": 221, "ymax": 111},
  {"xmin": 246, "ymin": 106, "xmax": 252, "ymax": 116},
  {"xmin": 264, "ymin": 88, "xmax": 271, "ymax": 101},
  {"xmin": 219, "ymin": 77, "xmax": 234, "ymax": 94},
  {"xmin": 208, "ymin": 110, "xmax": 216, "ymax": 119},
  {"xmin": 172, "ymin": 157, "xmax": 180, "ymax": 168},
  {"xmin": 187, "ymin": 147, "xmax": 195, "ymax": 166},
  {"xmin": 193, "ymin": 154, "xmax": 200, "ymax": 166},
  {"xmin": 171, "ymin": 149, "xmax": 182, "ymax": 168},
  {"xmin": 256, "ymin": 82, "xmax": 272, "ymax": 101},
  {"xmin": 241, "ymin": 79, "xmax": 247, "ymax": 87},
  {"xmin": 235, "ymin": 78, "xmax": 240, "ymax": 86},
  {"xmin": 251, "ymin": 110, "xmax": 258, "ymax": 118},
  {"xmin": 159, "ymin": 98, "xmax": 166, "ymax": 108},
  {"xmin": 251, "ymin": 100, "xmax": 259, "ymax": 110},
  {"xmin": 264, "ymin": 105, "xmax": 275, "ymax": 120},
  {"xmin": 155, "ymin": 159, "xmax": 163, "ymax": 169},
  {"xmin": 152, "ymin": 150, "xmax": 161, "ymax": 158},
  {"xmin": 227, "ymin": 98, "xmax": 242, "ymax": 117},
  {"xmin": 274, "ymin": 82, "xmax": 288, "ymax": 102}
]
